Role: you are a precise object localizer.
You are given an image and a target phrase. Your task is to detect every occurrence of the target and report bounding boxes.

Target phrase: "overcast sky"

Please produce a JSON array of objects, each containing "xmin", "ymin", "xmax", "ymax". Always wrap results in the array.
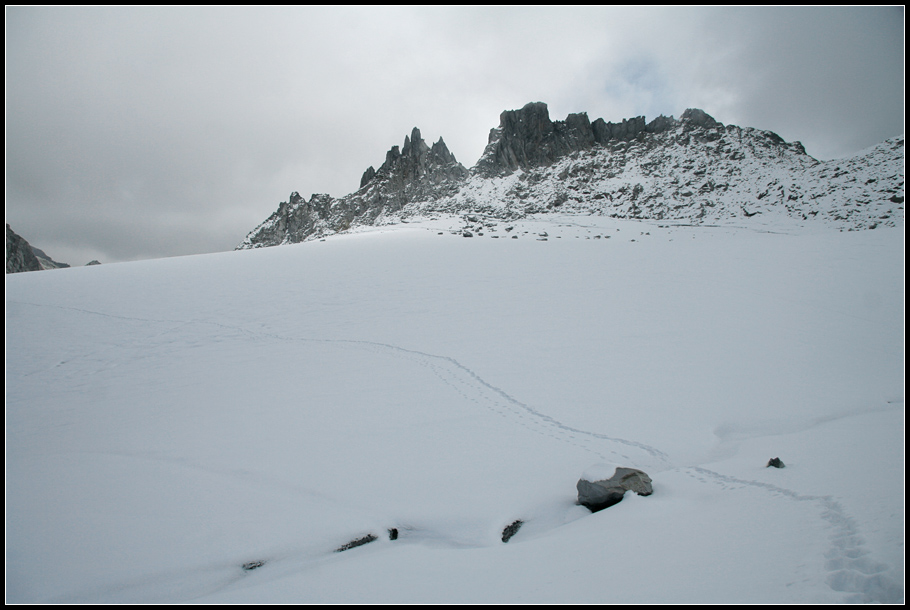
[{"xmin": 6, "ymin": 6, "xmax": 905, "ymax": 265}]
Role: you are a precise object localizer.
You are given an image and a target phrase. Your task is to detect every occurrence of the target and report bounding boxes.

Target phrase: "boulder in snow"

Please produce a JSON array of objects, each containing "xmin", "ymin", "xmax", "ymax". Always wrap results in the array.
[{"xmin": 577, "ymin": 466, "xmax": 653, "ymax": 512}]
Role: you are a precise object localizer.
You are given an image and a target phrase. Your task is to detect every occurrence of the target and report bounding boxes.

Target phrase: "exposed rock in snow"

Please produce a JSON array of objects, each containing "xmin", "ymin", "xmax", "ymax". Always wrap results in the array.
[
  {"xmin": 6, "ymin": 224, "xmax": 42, "ymax": 273},
  {"xmin": 237, "ymin": 104, "xmax": 904, "ymax": 250},
  {"xmin": 577, "ymin": 467, "xmax": 653, "ymax": 512},
  {"xmin": 6, "ymin": 224, "xmax": 69, "ymax": 273},
  {"xmin": 767, "ymin": 457, "xmax": 785, "ymax": 468},
  {"xmin": 335, "ymin": 533, "xmax": 378, "ymax": 552},
  {"xmin": 239, "ymin": 127, "xmax": 469, "ymax": 249},
  {"xmin": 501, "ymin": 520, "xmax": 523, "ymax": 543}
]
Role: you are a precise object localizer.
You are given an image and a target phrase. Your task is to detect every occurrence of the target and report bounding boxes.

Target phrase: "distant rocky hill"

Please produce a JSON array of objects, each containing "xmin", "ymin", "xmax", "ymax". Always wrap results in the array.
[
  {"xmin": 6, "ymin": 224, "xmax": 70, "ymax": 273},
  {"xmin": 238, "ymin": 103, "xmax": 904, "ymax": 249}
]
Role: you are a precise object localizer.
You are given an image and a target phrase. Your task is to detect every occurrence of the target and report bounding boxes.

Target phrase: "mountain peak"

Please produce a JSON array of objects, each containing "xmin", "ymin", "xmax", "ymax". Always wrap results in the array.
[
  {"xmin": 680, "ymin": 108, "xmax": 720, "ymax": 128},
  {"xmin": 238, "ymin": 102, "xmax": 904, "ymax": 250}
]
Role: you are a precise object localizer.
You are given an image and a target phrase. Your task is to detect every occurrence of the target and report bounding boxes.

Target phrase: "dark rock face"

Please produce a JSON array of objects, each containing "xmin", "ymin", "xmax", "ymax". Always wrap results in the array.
[
  {"xmin": 6, "ymin": 225, "xmax": 69, "ymax": 273},
  {"xmin": 6, "ymin": 224, "xmax": 42, "ymax": 273},
  {"xmin": 368, "ymin": 127, "xmax": 469, "ymax": 207},
  {"xmin": 680, "ymin": 108, "xmax": 721, "ymax": 129},
  {"xmin": 577, "ymin": 467, "xmax": 653, "ymax": 513},
  {"xmin": 767, "ymin": 457, "xmax": 785, "ymax": 468},
  {"xmin": 474, "ymin": 102, "xmax": 681, "ymax": 177},
  {"xmin": 360, "ymin": 165, "xmax": 376, "ymax": 189}
]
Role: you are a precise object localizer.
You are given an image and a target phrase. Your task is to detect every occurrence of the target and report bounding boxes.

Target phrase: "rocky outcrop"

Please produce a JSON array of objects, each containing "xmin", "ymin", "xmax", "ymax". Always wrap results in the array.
[
  {"xmin": 7, "ymin": 224, "xmax": 42, "ymax": 273},
  {"xmin": 238, "ymin": 103, "xmax": 904, "ymax": 249},
  {"xmin": 6, "ymin": 224, "xmax": 69, "ymax": 273},
  {"xmin": 31, "ymin": 245, "xmax": 70, "ymax": 270},
  {"xmin": 473, "ymin": 102, "xmax": 677, "ymax": 177},
  {"xmin": 679, "ymin": 108, "xmax": 721, "ymax": 129},
  {"xmin": 361, "ymin": 127, "xmax": 469, "ymax": 208},
  {"xmin": 576, "ymin": 467, "xmax": 653, "ymax": 512},
  {"xmin": 239, "ymin": 128, "xmax": 468, "ymax": 249}
]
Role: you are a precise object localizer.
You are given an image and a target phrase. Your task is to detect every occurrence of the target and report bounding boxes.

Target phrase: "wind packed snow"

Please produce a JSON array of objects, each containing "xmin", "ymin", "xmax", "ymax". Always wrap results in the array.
[{"xmin": 6, "ymin": 216, "xmax": 904, "ymax": 603}]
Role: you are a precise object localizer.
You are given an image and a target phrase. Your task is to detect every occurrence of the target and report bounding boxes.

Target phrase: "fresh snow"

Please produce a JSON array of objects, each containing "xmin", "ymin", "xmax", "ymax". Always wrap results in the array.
[{"xmin": 5, "ymin": 215, "xmax": 904, "ymax": 603}]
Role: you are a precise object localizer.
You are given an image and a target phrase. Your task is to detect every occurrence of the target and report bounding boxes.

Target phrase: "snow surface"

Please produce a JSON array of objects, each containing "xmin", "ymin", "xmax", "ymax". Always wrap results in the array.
[{"xmin": 6, "ymin": 215, "xmax": 905, "ymax": 603}]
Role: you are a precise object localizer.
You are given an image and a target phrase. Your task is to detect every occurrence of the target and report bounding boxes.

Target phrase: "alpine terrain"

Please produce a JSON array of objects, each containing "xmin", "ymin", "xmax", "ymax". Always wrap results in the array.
[
  {"xmin": 239, "ymin": 102, "xmax": 904, "ymax": 248},
  {"xmin": 6, "ymin": 102, "xmax": 904, "ymax": 604},
  {"xmin": 6, "ymin": 224, "xmax": 71, "ymax": 273}
]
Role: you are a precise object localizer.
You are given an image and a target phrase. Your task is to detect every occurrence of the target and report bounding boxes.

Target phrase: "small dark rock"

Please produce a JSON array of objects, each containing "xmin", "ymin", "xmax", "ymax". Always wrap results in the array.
[
  {"xmin": 388, "ymin": 528, "xmax": 398, "ymax": 541},
  {"xmin": 335, "ymin": 533, "xmax": 378, "ymax": 552},
  {"xmin": 767, "ymin": 457, "xmax": 785, "ymax": 468},
  {"xmin": 502, "ymin": 520, "xmax": 523, "ymax": 543},
  {"xmin": 242, "ymin": 560, "xmax": 265, "ymax": 571}
]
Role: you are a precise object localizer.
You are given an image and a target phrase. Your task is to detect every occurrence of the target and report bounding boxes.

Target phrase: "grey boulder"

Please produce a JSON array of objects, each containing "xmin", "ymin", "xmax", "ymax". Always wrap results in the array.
[{"xmin": 577, "ymin": 467, "xmax": 653, "ymax": 512}]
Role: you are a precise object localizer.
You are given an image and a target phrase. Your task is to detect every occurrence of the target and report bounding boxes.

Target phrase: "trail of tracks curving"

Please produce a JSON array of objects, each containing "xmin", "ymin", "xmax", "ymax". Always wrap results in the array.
[
  {"xmin": 683, "ymin": 466, "xmax": 903, "ymax": 604},
  {"xmin": 10, "ymin": 301, "xmax": 903, "ymax": 603}
]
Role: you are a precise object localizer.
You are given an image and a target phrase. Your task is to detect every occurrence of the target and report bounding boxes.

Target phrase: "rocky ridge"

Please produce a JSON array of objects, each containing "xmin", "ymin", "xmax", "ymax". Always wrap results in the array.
[
  {"xmin": 238, "ymin": 103, "xmax": 904, "ymax": 249},
  {"xmin": 241, "ymin": 128, "xmax": 468, "ymax": 249},
  {"xmin": 6, "ymin": 224, "xmax": 70, "ymax": 273}
]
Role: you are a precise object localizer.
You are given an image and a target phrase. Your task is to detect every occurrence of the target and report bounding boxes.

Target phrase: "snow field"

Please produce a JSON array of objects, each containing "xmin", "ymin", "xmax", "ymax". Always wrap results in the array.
[{"xmin": 6, "ymin": 217, "xmax": 904, "ymax": 603}]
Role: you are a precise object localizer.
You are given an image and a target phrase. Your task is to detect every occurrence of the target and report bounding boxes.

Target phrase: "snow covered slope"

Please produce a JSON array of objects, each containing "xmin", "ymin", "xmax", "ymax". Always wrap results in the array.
[
  {"xmin": 446, "ymin": 130, "xmax": 904, "ymax": 233},
  {"xmin": 6, "ymin": 217, "xmax": 904, "ymax": 603}
]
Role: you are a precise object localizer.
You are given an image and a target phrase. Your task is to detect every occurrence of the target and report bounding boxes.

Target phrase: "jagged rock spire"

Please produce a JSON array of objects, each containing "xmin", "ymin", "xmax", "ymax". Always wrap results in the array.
[{"xmin": 359, "ymin": 127, "xmax": 467, "ymax": 191}]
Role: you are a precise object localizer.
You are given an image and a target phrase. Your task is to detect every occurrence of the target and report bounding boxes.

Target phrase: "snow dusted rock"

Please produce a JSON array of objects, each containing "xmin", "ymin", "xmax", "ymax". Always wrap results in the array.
[
  {"xmin": 238, "ymin": 104, "xmax": 904, "ymax": 250},
  {"xmin": 239, "ymin": 127, "xmax": 468, "ymax": 249},
  {"xmin": 767, "ymin": 457, "xmax": 785, "ymax": 468},
  {"xmin": 335, "ymin": 533, "xmax": 378, "ymax": 552},
  {"xmin": 577, "ymin": 466, "xmax": 653, "ymax": 512}
]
